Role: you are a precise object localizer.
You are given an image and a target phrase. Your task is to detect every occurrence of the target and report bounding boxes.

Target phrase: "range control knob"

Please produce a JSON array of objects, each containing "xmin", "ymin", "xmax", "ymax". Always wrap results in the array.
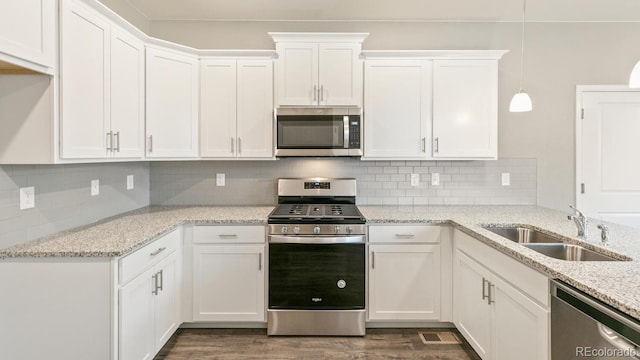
[
  {"xmin": 346, "ymin": 226, "xmax": 353, "ymax": 234},
  {"xmin": 293, "ymin": 226, "xmax": 300, "ymax": 235},
  {"xmin": 334, "ymin": 226, "xmax": 341, "ymax": 234},
  {"xmin": 313, "ymin": 226, "xmax": 321, "ymax": 235},
  {"xmin": 281, "ymin": 226, "xmax": 288, "ymax": 234}
]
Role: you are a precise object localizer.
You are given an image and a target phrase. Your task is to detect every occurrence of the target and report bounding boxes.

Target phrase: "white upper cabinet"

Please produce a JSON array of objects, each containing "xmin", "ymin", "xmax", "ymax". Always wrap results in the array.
[
  {"xmin": 0, "ymin": 0, "xmax": 55, "ymax": 73},
  {"xmin": 432, "ymin": 60, "xmax": 499, "ymax": 159},
  {"xmin": 60, "ymin": 0, "xmax": 145, "ymax": 160},
  {"xmin": 270, "ymin": 33, "xmax": 368, "ymax": 106},
  {"xmin": 146, "ymin": 46, "xmax": 199, "ymax": 158},
  {"xmin": 362, "ymin": 51, "xmax": 506, "ymax": 160},
  {"xmin": 363, "ymin": 60, "xmax": 432, "ymax": 159},
  {"xmin": 200, "ymin": 56, "xmax": 274, "ymax": 159}
]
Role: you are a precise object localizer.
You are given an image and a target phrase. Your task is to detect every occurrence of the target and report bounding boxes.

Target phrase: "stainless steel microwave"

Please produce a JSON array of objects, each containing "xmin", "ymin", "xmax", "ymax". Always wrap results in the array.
[{"xmin": 275, "ymin": 107, "xmax": 362, "ymax": 157}]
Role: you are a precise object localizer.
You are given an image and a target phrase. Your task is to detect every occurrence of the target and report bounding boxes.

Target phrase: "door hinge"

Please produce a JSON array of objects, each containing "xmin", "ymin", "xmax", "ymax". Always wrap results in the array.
[
  {"xmin": 581, "ymin": 108, "xmax": 584, "ymax": 120},
  {"xmin": 581, "ymin": 183, "xmax": 585, "ymax": 194}
]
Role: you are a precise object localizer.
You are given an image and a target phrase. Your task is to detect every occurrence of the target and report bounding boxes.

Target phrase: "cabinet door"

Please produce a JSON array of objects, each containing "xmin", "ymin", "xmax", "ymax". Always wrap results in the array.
[
  {"xmin": 146, "ymin": 47, "xmax": 199, "ymax": 158},
  {"xmin": 491, "ymin": 275, "xmax": 549, "ymax": 360},
  {"xmin": 453, "ymin": 250, "xmax": 491, "ymax": 359},
  {"xmin": 119, "ymin": 268, "xmax": 155, "ymax": 360},
  {"xmin": 368, "ymin": 244, "xmax": 440, "ymax": 321},
  {"xmin": 363, "ymin": 60, "xmax": 432, "ymax": 159},
  {"xmin": 275, "ymin": 43, "xmax": 318, "ymax": 106},
  {"xmin": 237, "ymin": 59, "xmax": 274, "ymax": 158},
  {"xmin": 154, "ymin": 251, "xmax": 181, "ymax": 351},
  {"xmin": 0, "ymin": 0, "xmax": 55, "ymax": 70},
  {"xmin": 432, "ymin": 60, "xmax": 498, "ymax": 159},
  {"xmin": 110, "ymin": 26, "xmax": 144, "ymax": 158},
  {"xmin": 60, "ymin": 0, "xmax": 110, "ymax": 159},
  {"xmin": 318, "ymin": 43, "xmax": 361, "ymax": 106},
  {"xmin": 193, "ymin": 245, "xmax": 265, "ymax": 322},
  {"xmin": 200, "ymin": 59, "xmax": 237, "ymax": 158}
]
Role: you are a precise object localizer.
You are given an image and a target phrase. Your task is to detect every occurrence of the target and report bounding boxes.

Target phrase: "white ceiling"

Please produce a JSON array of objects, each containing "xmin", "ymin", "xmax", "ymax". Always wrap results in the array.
[{"xmin": 125, "ymin": 0, "xmax": 640, "ymax": 22}]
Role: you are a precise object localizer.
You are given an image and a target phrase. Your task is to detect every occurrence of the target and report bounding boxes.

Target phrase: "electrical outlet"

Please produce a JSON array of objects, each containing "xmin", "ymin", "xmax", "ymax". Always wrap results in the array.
[
  {"xmin": 216, "ymin": 173, "xmax": 225, "ymax": 186},
  {"xmin": 410, "ymin": 174, "xmax": 420, "ymax": 187},
  {"xmin": 431, "ymin": 173, "xmax": 440, "ymax": 186},
  {"xmin": 127, "ymin": 175, "xmax": 134, "ymax": 190},
  {"xmin": 91, "ymin": 179, "xmax": 100, "ymax": 196},
  {"xmin": 501, "ymin": 173, "xmax": 511, "ymax": 186},
  {"xmin": 19, "ymin": 187, "xmax": 35, "ymax": 210}
]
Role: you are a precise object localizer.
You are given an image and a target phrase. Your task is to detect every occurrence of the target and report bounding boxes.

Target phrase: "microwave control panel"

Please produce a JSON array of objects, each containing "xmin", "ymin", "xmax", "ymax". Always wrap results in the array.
[{"xmin": 349, "ymin": 117, "xmax": 361, "ymax": 149}]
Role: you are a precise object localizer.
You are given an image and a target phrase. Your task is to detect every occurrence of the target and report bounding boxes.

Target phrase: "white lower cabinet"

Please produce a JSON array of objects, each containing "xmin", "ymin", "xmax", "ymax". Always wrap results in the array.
[
  {"xmin": 119, "ymin": 229, "xmax": 182, "ymax": 360},
  {"xmin": 192, "ymin": 225, "xmax": 266, "ymax": 322},
  {"xmin": 453, "ymin": 230, "xmax": 549, "ymax": 360},
  {"xmin": 368, "ymin": 225, "xmax": 446, "ymax": 321}
]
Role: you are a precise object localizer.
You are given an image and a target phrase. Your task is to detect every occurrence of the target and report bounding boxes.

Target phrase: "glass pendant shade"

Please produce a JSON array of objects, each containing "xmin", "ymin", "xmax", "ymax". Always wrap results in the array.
[
  {"xmin": 630, "ymin": 60, "xmax": 640, "ymax": 88},
  {"xmin": 509, "ymin": 91, "xmax": 533, "ymax": 112}
]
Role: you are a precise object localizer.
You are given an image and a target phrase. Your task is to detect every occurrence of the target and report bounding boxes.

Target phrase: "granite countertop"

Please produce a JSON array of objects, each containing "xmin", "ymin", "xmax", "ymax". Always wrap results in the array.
[{"xmin": 2, "ymin": 204, "xmax": 640, "ymax": 320}]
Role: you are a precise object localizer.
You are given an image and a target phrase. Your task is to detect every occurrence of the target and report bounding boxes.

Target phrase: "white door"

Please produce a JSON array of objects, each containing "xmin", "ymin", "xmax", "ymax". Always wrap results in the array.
[
  {"xmin": 60, "ymin": 0, "xmax": 110, "ymax": 159},
  {"xmin": 146, "ymin": 47, "xmax": 199, "ymax": 158},
  {"xmin": 200, "ymin": 59, "xmax": 237, "ymax": 158},
  {"xmin": 368, "ymin": 244, "xmax": 441, "ymax": 321},
  {"xmin": 579, "ymin": 88, "xmax": 640, "ymax": 228},
  {"xmin": 193, "ymin": 245, "xmax": 265, "ymax": 322},
  {"xmin": 491, "ymin": 275, "xmax": 549, "ymax": 360},
  {"xmin": 275, "ymin": 43, "xmax": 318, "ymax": 106},
  {"xmin": 363, "ymin": 60, "xmax": 431, "ymax": 159},
  {"xmin": 119, "ymin": 268, "xmax": 155, "ymax": 360},
  {"xmin": 432, "ymin": 60, "xmax": 498, "ymax": 159},
  {"xmin": 237, "ymin": 59, "xmax": 274, "ymax": 158},
  {"xmin": 453, "ymin": 250, "xmax": 491, "ymax": 359},
  {"xmin": 110, "ymin": 26, "xmax": 144, "ymax": 158},
  {"xmin": 153, "ymin": 251, "xmax": 180, "ymax": 351},
  {"xmin": 318, "ymin": 43, "xmax": 361, "ymax": 106}
]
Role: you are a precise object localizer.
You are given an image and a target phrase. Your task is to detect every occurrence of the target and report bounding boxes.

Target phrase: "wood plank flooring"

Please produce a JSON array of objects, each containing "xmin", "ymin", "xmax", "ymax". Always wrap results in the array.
[{"xmin": 154, "ymin": 328, "xmax": 481, "ymax": 359}]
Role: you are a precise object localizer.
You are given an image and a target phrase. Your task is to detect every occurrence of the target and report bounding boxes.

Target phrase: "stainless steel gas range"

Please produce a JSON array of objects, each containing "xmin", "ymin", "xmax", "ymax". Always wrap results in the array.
[{"xmin": 267, "ymin": 178, "xmax": 366, "ymax": 336}]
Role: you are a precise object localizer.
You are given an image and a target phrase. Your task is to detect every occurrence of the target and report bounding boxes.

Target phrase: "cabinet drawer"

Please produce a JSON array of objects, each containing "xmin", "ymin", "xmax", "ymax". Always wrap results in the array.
[
  {"xmin": 193, "ymin": 225, "xmax": 265, "ymax": 244},
  {"xmin": 119, "ymin": 228, "xmax": 181, "ymax": 284},
  {"xmin": 369, "ymin": 224, "xmax": 441, "ymax": 243}
]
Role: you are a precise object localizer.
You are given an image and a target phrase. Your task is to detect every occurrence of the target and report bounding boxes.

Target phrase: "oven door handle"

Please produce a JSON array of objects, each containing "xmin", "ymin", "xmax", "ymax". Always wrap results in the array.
[{"xmin": 268, "ymin": 235, "xmax": 365, "ymax": 244}]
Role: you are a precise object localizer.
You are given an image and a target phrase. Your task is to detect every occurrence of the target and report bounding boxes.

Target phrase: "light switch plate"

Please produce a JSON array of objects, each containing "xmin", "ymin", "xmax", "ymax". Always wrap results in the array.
[
  {"xmin": 91, "ymin": 179, "xmax": 100, "ymax": 196},
  {"xmin": 501, "ymin": 173, "xmax": 511, "ymax": 186},
  {"xmin": 431, "ymin": 173, "xmax": 440, "ymax": 186},
  {"xmin": 19, "ymin": 186, "xmax": 35, "ymax": 210},
  {"xmin": 127, "ymin": 175, "xmax": 134, "ymax": 190},
  {"xmin": 216, "ymin": 173, "xmax": 225, "ymax": 187},
  {"xmin": 410, "ymin": 174, "xmax": 420, "ymax": 187}
]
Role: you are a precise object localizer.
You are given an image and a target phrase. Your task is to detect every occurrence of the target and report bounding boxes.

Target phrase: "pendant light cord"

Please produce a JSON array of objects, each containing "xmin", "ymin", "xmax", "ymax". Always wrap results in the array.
[{"xmin": 519, "ymin": 0, "xmax": 527, "ymax": 92}]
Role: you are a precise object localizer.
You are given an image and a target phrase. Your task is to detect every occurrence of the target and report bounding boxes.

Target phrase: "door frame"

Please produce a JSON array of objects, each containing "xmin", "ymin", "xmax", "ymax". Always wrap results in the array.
[{"xmin": 574, "ymin": 85, "xmax": 640, "ymax": 208}]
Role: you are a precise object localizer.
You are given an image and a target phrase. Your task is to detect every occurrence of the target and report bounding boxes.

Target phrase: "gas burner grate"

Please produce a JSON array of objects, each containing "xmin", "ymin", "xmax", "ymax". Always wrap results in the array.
[
  {"xmin": 288, "ymin": 204, "xmax": 305, "ymax": 215},
  {"xmin": 330, "ymin": 205, "xmax": 344, "ymax": 215}
]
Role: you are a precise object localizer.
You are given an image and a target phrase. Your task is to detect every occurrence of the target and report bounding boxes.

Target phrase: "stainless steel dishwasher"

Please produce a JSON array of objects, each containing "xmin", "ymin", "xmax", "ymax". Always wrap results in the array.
[{"xmin": 552, "ymin": 280, "xmax": 640, "ymax": 359}]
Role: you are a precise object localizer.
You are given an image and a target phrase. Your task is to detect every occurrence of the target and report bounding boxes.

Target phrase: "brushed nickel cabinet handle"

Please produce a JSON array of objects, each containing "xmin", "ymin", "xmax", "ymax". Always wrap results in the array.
[
  {"xmin": 158, "ymin": 269, "xmax": 164, "ymax": 292},
  {"xmin": 107, "ymin": 131, "xmax": 113, "ymax": 152},
  {"xmin": 394, "ymin": 233, "xmax": 415, "ymax": 238},
  {"xmin": 434, "ymin": 137, "xmax": 439, "ymax": 153},
  {"xmin": 488, "ymin": 283, "xmax": 496, "ymax": 304},
  {"xmin": 150, "ymin": 247, "xmax": 166, "ymax": 257},
  {"xmin": 258, "ymin": 252, "xmax": 262, "ymax": 271},
  {"xmin": 114, "ymin": 131, "xmax": 120, "ymax": 152},
  {"xmin": 218, "ymin": 234, "xmax": 238, "ymax": 238},
  {"xmin": 152, "ymin": 273, "xmax": 158, "ymax": 295},
  {"xmin": 421, "ymin": 137, "xmax": 426, "ymax": 153},
  {"xmin": 148, "ymin": 135, "xmax": 153, "ymax": 153},
  {"xmin": 482, "ymin": 278, "xmax": 489, "ymax": 301},
  {"xmin": 371, "ymin": 251, "xmax": 375, "ymax": 269}
]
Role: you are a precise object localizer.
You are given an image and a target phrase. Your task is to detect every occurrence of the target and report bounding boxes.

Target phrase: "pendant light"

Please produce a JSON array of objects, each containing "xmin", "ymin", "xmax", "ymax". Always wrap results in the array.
[{"xmin": 509, "ymin": 0, "xmax": 533, "ymax": 112}]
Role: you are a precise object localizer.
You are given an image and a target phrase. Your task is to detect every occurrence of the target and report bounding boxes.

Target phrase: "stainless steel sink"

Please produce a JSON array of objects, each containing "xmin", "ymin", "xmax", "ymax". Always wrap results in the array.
[
  {"xmin": 482, "ymin": 226, "xmax": 563, "ymax": 244},
  {"xmin": 522, "ymin": 243, "xmax": 618, "ymax": 261},
  {"xmin": 482, "ymin": 225, "xmax": 627, "ymax": 262}
]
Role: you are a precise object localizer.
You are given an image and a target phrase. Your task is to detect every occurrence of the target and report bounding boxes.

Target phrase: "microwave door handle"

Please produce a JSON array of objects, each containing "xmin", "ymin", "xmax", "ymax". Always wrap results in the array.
[{"xmin": 343, "ymin": 116, "xmax": 350, "ymax": 149}]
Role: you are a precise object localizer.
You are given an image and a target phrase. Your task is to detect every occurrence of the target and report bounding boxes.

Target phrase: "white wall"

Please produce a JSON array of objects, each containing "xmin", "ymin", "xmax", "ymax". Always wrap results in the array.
[
  {"xmin": 98, "ymin": 0, "xmax": 150, "ymax": 33},
  {"xmin": 147, "ymin": 20, "xmax": 640, "ymax": 211}
]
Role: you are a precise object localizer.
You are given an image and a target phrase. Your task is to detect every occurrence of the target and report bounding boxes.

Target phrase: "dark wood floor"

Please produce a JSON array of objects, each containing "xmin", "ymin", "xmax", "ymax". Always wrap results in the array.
[{"xmin": 154, "ymin": 328, "xmax": 481, "ymax": 359}]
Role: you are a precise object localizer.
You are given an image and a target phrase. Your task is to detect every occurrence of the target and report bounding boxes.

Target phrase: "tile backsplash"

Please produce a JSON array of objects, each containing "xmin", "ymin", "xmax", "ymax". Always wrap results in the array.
[
  {"xmin": 150, "ymin": 158, "xmax": 536, "ymax": 206},
  {"xmin": 0, "ymin": 163, "xmax": 150, "ymax": 249}
]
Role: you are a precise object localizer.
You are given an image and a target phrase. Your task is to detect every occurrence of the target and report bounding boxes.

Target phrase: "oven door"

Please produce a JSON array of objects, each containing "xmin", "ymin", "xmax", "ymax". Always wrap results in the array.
[{"xmin": 268, "ymin": 235, "xmax": 365, "ymax": 310}]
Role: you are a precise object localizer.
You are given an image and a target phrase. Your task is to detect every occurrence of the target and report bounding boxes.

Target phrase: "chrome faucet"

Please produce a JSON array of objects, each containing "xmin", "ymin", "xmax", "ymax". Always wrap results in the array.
[
  {"xmin": 568, "ymin": 205, "xmax": 588, "ymax": 238},
  {"xmin": 597, "ymin": 224, "xmax": 609, "ymax": 246}
]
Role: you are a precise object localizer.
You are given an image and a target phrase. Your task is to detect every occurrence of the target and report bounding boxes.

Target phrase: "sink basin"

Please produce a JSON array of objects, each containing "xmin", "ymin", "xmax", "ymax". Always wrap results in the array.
[
  {"xmin": 482, "ymin": 226, "xmax": 563, "ymax": 244},
  {"xmin": 522, "ymin": 243, "xmax": 619, "ymax": 261}
]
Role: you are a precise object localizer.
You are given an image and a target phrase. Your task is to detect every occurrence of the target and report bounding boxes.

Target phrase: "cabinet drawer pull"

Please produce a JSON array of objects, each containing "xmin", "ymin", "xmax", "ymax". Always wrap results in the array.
[
  {"xmin": 150, "ymin": 247, "xmax": 166, "ymax": 257},
  {"xmin": 148, "ymin": 135, "xmax": 153, "ymax": 153},
  {"xmin": 114, "ymin": 131, "xmax": 120, "ymax": 152},
  {"xmin": 158, "ymin": 269, "xmax": 164, "ymax": 292},
  {"xmin": 421, "ymin": 137, "xmax": 426, "ymax": 153},
  {"xmin": 394, "ymin": 233, "xmax": 415, "ymax": 238},
  {"xmin": 258, "ymin": 252, "xmax": 262, "ymax": 271},
  {"xmin": 371, "ymin": 251, "xmax": 375, "ymax": 269},
  {"xmin": 152, "ymin": 273, "xmax": 158, "ymax": 295},
  {"xmin": 488, "ymin": 283, "xmax": 495, "ymax": 304},
  {"xmin": 434, "ymin": 137, "xmax": 439, "ymax": 153},
  {"xmin": 218, "ymin": 234, "xmax": 238, "ymax": 238},
  {"xmin": 482, "ymin": 277, "xmax": 489, "ymax": 301},
  {"xmin": 107, "ymin": 131, "xmax": 113, "ymax": 152}
]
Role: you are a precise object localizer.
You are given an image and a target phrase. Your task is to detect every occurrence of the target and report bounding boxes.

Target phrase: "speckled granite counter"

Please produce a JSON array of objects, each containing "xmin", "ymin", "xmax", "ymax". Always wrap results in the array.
[
  {"xmin": 2, "ymin": 204, "xmax": 640, "ymax": 321},
  {"xmin": 0, "ymin": 206, "xmax": 273, "ymax": 258}
]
